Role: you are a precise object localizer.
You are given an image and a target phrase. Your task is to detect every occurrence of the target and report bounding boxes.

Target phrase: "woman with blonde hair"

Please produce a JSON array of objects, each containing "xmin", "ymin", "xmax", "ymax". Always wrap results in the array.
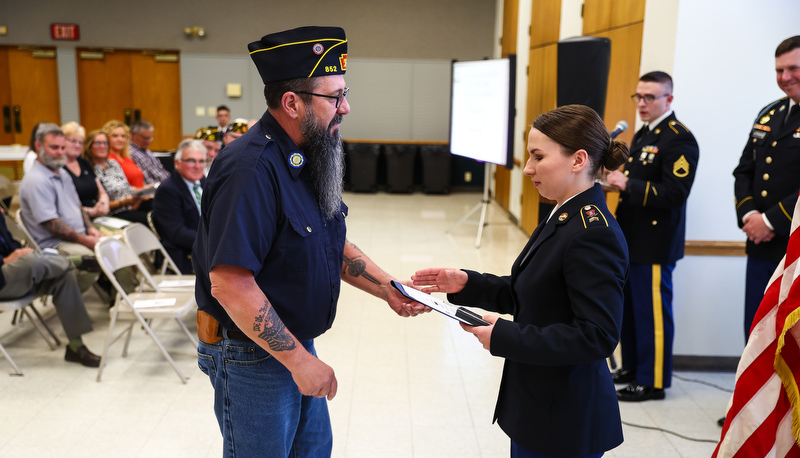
[
  {"xmin": 101, "ymin": 120, "xmax": 147, "ymax": 189},
  {"xmin": 62, "ymin": 122, "xmax": 110, "ymax": 218}
]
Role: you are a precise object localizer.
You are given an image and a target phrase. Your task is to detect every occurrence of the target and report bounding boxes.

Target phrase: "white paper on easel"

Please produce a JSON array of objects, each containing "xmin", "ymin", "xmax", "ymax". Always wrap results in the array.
[{"xmin": 133, "ymin": 298, "xmax": 177, "ymax": 308}]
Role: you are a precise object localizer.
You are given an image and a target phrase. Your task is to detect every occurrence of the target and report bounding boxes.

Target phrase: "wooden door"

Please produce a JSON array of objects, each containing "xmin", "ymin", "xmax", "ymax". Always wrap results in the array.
[
  {"xmin": 0, "ymin": 46, "xmax": 61, "ymax": 146},
  {"xmin": 77, "ymin": 49, "xmax": 182, "ymax": 150},
  {"xmin": 494, "ymin": 0, "xmax": 520, "ymax": 212},
  {"xmin": 130, "ymin": 52, "xmax": 181, "ymax": 151}
]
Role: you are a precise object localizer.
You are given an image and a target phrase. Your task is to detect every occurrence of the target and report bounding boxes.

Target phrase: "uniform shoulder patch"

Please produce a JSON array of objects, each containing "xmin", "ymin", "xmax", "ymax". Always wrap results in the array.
[
  {"xmin": 668, "ymin": 120, "xmax": 691, "ymax": 134},
  {"xmin": 580, "ymin": 204, "xmax": 609, "ymax": 228}
]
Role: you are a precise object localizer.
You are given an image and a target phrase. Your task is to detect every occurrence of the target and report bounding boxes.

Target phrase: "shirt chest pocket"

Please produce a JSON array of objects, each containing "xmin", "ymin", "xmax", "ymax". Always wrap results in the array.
[{"xmin": 283, "ymin": 212, "xmax": 321, "ymax": 275}]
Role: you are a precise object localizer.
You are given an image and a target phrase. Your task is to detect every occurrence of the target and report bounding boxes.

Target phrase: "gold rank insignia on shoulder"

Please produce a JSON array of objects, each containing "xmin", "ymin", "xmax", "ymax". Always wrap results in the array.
[
  {"xmin": 673, "ymin": 155, "xmax": 690, "ymax": 178},
  {"xmin": 580, "ymin": 205, "xmax": 608, "ymax": 227}
]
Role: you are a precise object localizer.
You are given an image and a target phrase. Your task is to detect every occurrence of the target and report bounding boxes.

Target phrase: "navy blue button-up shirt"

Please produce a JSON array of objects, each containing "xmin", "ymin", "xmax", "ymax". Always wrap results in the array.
[{"xmin": 193, "ymin": 110, "xmax": 348, "ymax": 341}]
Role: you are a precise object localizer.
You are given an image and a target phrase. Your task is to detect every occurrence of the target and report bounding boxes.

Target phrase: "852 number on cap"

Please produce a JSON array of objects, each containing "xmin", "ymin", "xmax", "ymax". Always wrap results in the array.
[{"xmin": 325, "ymin": 66, "xmax": 338, "ymax": 72}]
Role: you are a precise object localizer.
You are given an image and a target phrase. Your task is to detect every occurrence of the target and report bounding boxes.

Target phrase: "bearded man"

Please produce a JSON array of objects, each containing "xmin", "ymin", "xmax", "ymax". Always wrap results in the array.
[{"xmin": 192, "ymin": 26, "xmax": 426, "ymax": 458}]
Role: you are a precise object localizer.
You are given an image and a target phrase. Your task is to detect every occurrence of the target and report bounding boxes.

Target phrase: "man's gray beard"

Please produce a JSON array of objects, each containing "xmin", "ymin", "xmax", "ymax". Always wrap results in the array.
[
  {"xmin": 39, "ymin": 150, "xmax": 66, "ymax": 170},
  {"xmin": 301, "ymin": 109, "xmax": 345, "ymax": 220}
]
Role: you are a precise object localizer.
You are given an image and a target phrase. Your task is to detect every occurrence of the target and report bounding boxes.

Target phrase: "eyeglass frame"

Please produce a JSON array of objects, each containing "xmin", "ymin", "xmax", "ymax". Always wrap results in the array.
[
  {"xmin": 295, "ymin": 87, "xmax": 350, "ymax": 109},
  {"xmin": 631, "ymin": 93, "xmax": 670, "ymax": 104},
  {"xmin": 180, "ymin": 158, "xmax": 207, "ymax": 165}
]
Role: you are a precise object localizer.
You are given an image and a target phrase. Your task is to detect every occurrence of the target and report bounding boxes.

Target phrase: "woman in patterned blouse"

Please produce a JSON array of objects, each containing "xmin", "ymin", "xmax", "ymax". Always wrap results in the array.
[{"xmin": 83, "ymin": 130, "xmax": 149, "ymax": 225}]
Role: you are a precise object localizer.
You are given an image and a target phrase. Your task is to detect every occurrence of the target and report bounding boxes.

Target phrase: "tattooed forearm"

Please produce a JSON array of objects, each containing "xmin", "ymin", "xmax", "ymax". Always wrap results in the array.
[
  {"xmin": 81, "ymin": 209, "xmax": 94, "ymax": 229},
  {"xmin": 43, "ymin": 218, "xmax": 81, "ymax": 242},
  {"xmin": 342, "ymin": 255, "xmax": 381, "ymax": 285},
  {"xmin": 254, "ymin": 300, "xmax": 296, "ymax": 351}
]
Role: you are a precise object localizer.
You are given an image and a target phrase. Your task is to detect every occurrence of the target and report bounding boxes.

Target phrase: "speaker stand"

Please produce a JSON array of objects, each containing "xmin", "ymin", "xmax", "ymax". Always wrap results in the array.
[{"xmin": 447, "ymin": 162, "xmax": 510, "ymax": 248}]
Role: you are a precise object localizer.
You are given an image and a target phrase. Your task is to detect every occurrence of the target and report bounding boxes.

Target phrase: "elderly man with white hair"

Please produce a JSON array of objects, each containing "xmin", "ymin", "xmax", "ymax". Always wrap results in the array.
[{"xmin": 152, "ymin": 139, "xmax": 207, "ymax": 274}]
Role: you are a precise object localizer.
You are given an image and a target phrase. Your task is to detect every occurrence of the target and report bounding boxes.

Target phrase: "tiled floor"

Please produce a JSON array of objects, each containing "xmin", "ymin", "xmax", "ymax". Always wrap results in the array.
[{"xmin": 0, "ymin": 191, "xmax": 732, "ymax": 457}]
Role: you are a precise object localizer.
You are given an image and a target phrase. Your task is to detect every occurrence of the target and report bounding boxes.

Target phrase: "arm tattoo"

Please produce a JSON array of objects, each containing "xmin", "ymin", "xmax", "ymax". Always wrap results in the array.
[
  {"xmin": 43, "ymin": 218, "xmax": 81, "ymax": 243},
  {"xmin": 254, "ymin": 300, "xmax": 296, "ymax": 351},
  {"xmin": 342, "ymin": 254, "xmax": 381, "ymax": 285},
  {"xmin": 81, "ymin": 209, "xmax": 94, "ymax": 229}
]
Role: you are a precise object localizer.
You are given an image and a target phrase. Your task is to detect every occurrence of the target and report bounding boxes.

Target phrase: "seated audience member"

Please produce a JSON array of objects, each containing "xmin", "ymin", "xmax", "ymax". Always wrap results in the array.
[
  {"xmin": 18, "ymin": 123, "xmax": 103, "ymax": 292},
  {"xmin": 222, "ymin": 119, "xmax": 248, "ymax": 146},
  {"xmin": 194, "ymin": 128, "xmax": 221, "ymax": 175},
  {"xmin": 101, "ymin": 120, "xmax": 147, "ymax": 189},
  {"xmin": 62, "ymin": 122, "xmax": 110, "ymax": 218},
  {"xmin": 215, "ymin": 105, "xmax": 231, "ymax": 133},
  {"xmin": 129, "ymin": 119, "xmax": 169, "ymax": 185},
  {"xmin": 152, "ymin": 139, "xmax": 206, "ymax": 274},
  {"xmin": 83, "ymin": 130, "xmax": 149, "ymax": 225},
  {"xmin": 22, "ymin": 121, "xmax": 45, "ymax": 176},
  {"xmin": 0, "ymin": 209, "xmax": 101, "ymax": 367}
]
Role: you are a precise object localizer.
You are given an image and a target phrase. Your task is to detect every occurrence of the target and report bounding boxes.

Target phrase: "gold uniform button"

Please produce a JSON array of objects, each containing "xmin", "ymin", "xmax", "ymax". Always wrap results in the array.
[
  {"xmin": 619, "ymin": 197, "xmax": 623, "ymax": 203},
  {"xmin": 624, "ymin": 170, "xmax": 630, "ymax": 176},
  {"xmin": 761, "ymin": 190, "xmax": 768, "ymax": 197},
  {"xmin": 651, "ymin": 220, "xmax": 658, "ymax": 226},
  {"xmin": 753, "ymin": 138, "xmax": 757, "ymax": 143},
  {"xmin": 628, "ymin": 157, "xmax": 633, "ymax": 162},
  {"xmin": 763, "ymin": 173, "xmax": 770, "ymax": 181},
  {"xmin": 306, "ymin": 226, "xmax": 312, "ymax": 233},
  {"xmin": 766, "ymin": 156, "xmax": 773, "ymax": 164},
  {"xmin": 772, "ymin": 141, "xmax": 778, "ymax": 147}
]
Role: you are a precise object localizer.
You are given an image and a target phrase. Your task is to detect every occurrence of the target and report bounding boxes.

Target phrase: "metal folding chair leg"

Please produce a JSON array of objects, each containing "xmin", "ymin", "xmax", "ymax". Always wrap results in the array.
[{"xmin": 0, "ymin": 342, "xmax": 23, "ymax": 376}]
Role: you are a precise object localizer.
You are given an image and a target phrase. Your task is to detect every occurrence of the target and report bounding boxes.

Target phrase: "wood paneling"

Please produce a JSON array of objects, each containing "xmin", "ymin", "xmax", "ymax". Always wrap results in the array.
[
  {"xmin": 501, "ymin": 0, "xmax": 519, "ymax": 57},
  {"xmin": 611, "ymin": 0, "xmax": 645, "ymax": 27},
  {"xmin": 684, "ymin": 241, "xmax": 746, "ymax": 257},
  {"xmin": 0, "ymin": 47, "xmax": 61, "ymax": 146},
  {"xmin": 593, "ymin": 23, "xmax": 643, "ymax": 146},
  {"xmin": 530, "ymin": 0, "xmax": 562, "ymax": 48},
  {"xmin": 77, "ymin": 49, "xmax": 182, "ymax": 151},
  {"xmin": 582, "ymin": 0, "xmax": 612, "ymax": 35}
]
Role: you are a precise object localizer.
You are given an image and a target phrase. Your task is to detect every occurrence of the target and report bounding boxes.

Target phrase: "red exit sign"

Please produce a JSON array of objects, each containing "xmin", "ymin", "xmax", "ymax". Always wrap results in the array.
[{"xmin": 51, "ymin": 23, "xmax": 79, "ymax": 41}]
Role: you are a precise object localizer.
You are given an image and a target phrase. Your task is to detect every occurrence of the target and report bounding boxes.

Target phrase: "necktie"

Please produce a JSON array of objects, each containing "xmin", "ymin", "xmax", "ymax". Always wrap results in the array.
[
  {"xmin": 193, "ymin": 183, "xmax": 202, "ymax": 206},
  {"xmin": 789, "ymin": 104, "xmax": 799, "ymax": 122},
  {"xmin": 632, "ymin": 125, "xmax": 648, "ymax": 148}
]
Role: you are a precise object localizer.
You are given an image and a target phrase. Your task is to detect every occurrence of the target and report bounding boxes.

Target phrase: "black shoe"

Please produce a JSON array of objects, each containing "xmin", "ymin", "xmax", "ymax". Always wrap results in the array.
[
  {"xmin": 717, "ymin": 416, "xmax": 726, "ymax": 427},
  {"xmin": 611, "ymin": 368, "xmax": 636, "ymax": 384},
  {"xmin": 65, "ymin": 345, "xmax": 101, "ymax": 368},
  {"xmin": 617, "ymin": 383, "xmax": 665, "ymax": 402}
]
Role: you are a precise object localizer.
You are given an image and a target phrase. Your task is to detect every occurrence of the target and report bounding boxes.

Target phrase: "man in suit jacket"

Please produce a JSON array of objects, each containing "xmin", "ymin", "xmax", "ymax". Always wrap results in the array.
[
  {"xmin": 152, "ymin": 139, "xmax": 206, "ymax": 274},
  {"xmin": 734, "ymin": 36, "xmax": 800, "ymax": 342},
  {"xmin": 606, "ymin": 71, "xmax": 700, "ymax": 402}
]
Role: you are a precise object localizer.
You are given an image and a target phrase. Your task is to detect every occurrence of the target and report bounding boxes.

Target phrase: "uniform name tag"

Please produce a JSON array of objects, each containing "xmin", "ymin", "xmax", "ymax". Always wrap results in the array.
[{"xmin": 752, "ymin": 131, "xmax": 767, "ymax": 140}]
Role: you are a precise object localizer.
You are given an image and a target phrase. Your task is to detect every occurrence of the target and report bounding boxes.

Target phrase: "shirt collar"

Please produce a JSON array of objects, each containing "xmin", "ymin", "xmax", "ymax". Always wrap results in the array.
[{"xmin": 645, "ymin": 109, "xmax": 673, "ymax": 132}]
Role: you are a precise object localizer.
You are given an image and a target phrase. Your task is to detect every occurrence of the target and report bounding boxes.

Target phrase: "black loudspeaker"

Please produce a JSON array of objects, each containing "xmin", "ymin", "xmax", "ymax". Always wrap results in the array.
[{"xmin": 557, "ymin": 37, "xmax": 611, "ymax": 118}]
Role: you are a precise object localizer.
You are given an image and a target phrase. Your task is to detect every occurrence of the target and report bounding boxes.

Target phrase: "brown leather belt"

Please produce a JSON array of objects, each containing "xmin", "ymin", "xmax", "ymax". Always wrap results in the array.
[{"xmin": 197, "ymin": 310, "xmax": 252, "ymax": 344}]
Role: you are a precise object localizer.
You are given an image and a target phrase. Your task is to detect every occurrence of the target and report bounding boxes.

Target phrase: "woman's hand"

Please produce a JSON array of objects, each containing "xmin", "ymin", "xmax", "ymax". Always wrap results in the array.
[
  {"xmin": 459, "ymin": 315, "xmax": 498, "ymax": 351},
  {"xmin": 411, "ymin": 267, "xmax": 468, "ymax": 294},
  {"xmin": 128, "ymin": 195, "xmax": 143, "ymax": 210}
]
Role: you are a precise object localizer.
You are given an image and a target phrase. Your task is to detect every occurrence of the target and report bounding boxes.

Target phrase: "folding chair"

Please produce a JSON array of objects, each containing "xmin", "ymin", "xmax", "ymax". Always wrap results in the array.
[
  {"xmin": 14, "ymin": 209, "xmax": 41, "ymax": 252},
  {"xmin": 0, "ymin": 292, "xmax": 61, "ymax": 376},
  {"xmin": 94, "ymin": 237, "xmax": 196, "ymax": 383},
  {"xmin": 122, "ymin": 223, "xmax": 195, "ymax": 291}
]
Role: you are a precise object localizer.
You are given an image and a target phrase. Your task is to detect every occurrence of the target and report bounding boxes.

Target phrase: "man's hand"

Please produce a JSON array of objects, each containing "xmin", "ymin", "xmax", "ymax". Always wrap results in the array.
[
  {"xmin": 289, "ymin": 350, "xmax": 338, "ymax": 400},
  {"xmin": 459, "ymin": 315, "xmax": 498, "ymax": 351},
  {"xmin": 385, "ymin": 281, "xmax": 429, "ymax": 317},
  {"xmin": 742, "ymin": 212, "xmax": 775, "ymax": 244},
  {"xmin": 3, "ymin": 247, "xmax": 33, "ymax": 265},
  {"xmin": 605, "ymin": 170, "xmax": 628, "ymax": 191}
]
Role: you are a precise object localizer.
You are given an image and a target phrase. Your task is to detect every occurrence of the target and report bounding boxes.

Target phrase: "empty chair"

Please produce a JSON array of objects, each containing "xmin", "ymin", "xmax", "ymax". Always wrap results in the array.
[
  {"xmin": 122, "ymin": 223, "xmax": 195, "ymax": 291},
  {"xmin": 94, "ymin": 236, "xmax": 197, "ymax": 383},
  {"xmin": 0, "ymin": 292, "xmax": 62, "ymax": 376}
]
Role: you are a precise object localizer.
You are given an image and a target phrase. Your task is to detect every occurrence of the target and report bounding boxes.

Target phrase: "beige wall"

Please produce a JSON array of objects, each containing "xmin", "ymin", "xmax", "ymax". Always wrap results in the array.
[{"xmin": 0, "ymin": 0, "xmax": 495, "ymax": 60}]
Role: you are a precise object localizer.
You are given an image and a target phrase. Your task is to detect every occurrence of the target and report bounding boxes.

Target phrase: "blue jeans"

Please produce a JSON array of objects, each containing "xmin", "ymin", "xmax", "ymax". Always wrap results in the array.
[{"xmin": 198, "ymin": 333, "xmax": 332, "ymax": 458}]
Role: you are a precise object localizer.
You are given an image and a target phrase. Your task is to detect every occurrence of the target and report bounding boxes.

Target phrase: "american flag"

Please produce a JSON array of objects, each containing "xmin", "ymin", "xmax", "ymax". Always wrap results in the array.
[{"xmin": 714, "ymin": 192, "xmax": 800, "ymax": 457}]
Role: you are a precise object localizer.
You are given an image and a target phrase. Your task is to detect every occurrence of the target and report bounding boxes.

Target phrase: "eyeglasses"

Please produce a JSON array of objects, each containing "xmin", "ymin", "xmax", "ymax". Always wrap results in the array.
[
  {"xmin": 93, "ymin": 141, "xmax": 109, "ymax": 146},
  {"xmin": 67, "ymin": 138, "xmax": 84, "ymax": 146},
  {"xmin": 181, "ymin": 158, "xmax": 206, "ymax": 165},
  {"xmin": 295, "ymin": 87, "xmax": 349, "ymax": 109},
  {"xmin": 136, "ymin": 135, "xmax": 155, "ymax": 141},
  {"xmin": 631, "ymin": 93, "xmax": 670, "ymax": 104}
]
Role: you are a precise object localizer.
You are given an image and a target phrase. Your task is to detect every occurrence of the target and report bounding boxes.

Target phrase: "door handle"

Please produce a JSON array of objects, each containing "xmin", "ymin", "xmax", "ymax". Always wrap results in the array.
[
  {"xmin": 133, "ymin": 109, "xmax": 141, "ymax": 123},
  {"xmin": 124, "ymin": 108, "xmax": 132, "ymax": 126},
  {"xmin": 13, "ymin": 105, "xmax": 21, "ymax": 133},
  {"xmin": 2, "ymin": 106, "xmax": 10, "ymax": 133}
]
